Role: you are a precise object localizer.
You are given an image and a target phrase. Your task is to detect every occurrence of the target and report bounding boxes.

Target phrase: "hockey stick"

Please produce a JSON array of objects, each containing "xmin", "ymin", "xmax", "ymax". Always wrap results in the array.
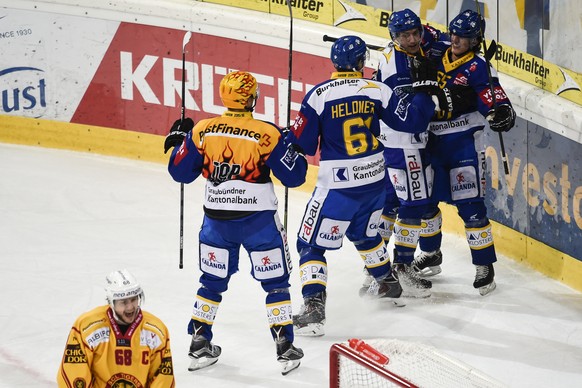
[
  {"xmin": 179, "ymin": 30, "xmax": 192, "ymax": 269},
  {"xmin": 283, "ymin": 2, "xmax": 293, "ymax": 230},
  {"xmin": 323, "ymin": 34, "xmax": 384, "ymax": 51},
  {"xmin": 474, "ymin": 2, "xmax": 510, "ymax": 175}
]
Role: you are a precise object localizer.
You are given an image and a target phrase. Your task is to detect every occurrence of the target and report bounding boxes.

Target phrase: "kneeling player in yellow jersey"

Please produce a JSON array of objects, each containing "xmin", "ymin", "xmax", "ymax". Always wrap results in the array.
[{"xmin": 57, "ymin": 269, "xmax": 174, "ymax": 387}]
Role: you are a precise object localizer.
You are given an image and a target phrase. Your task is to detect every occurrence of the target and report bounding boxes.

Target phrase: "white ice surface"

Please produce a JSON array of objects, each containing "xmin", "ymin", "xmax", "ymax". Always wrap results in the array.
[{"xmin": 0, "ymin": 143, "xmax": 581, "ymax": 387}]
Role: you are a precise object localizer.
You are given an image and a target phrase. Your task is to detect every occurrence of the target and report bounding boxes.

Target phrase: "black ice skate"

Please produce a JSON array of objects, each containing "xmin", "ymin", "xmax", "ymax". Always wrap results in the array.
[
  {"xmin": 394, "ymin": 263, "xmax": 432, "ymax": 298},
  {"xmin": 293, "ymin": 291, "xmax": 326, "ymax": 337},
  {"xmin": 473, "ymin": 263, "xmax": 496, "ymax": 296},
  {"xmin": 359, "ymin": 272, "xmax": 405, "ymax": 306},
  {"xmin": 276, "ymin": 339, "xmax": 304, "ymax": 375},
  {"xmin": 413, "ymin": 249, "xmax": 443, "ymax": 277},
  {"xmin": 187, "ymin": 335, "xmax": 222, "ymax": 371}
]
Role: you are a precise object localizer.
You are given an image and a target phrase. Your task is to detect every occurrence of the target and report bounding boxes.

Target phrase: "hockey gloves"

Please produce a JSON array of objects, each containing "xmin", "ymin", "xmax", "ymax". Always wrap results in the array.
[
  {"xmin": 410, "ymin": 54, "xmax": 439, "ymax": 93},
  {"xmin": 487, "ymin": 104, "xmax": 516, "ymax": 132},
  {"xmin": 410, "ymin": 55, "xmax": 453, "ymax": 112},
  {"xmin": 282, "ymin": 128, "xmax": 306, "ymax": 158},
  {"xmin": 164, "ymin": 118, "xmax": 194, "ymax": 153}
]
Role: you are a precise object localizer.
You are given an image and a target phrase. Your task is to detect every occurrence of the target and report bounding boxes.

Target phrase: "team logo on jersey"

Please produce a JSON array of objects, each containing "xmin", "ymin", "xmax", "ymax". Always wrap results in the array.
[
  {"xmin": 64, "ymin": 344, "xmax": 87, "ymax": 364},
  {"xmin": 106, "ymin": 373, "xmax": 142, "ymax": 387},
  {"xmin": 159, "ymin": 356, "xmax": 174, "ymax": 376},
  {"xmin": 73, "ymin": 378, "xmax": 87, "ymax": 388}
]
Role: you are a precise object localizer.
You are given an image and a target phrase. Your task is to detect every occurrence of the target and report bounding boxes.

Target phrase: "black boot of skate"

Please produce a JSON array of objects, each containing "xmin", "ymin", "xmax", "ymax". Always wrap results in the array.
[
  {"xmin": 188, "ymin": 335, "xmax": 222, "ymax": 372},
  {"xmin": 276, "ymin": 338, "xmax": 304, "ymax": 375},
  {"xmin": 413, "ymin": 249, "xmax": 443, "ymax": 277},
  {"xmin": 394, "ymin": 263, "xmax": 432, "ymax": 298},
  {"xmin": 293, "ymin": 291, "xmax": 326, "ymax": 337},
  {"xmin": 359, "ymin": 271, "xmax": 405, "ymax": 306},
  {"xmin": 473, "ymin": 263, "xmax": 496, "ymax": 296}
]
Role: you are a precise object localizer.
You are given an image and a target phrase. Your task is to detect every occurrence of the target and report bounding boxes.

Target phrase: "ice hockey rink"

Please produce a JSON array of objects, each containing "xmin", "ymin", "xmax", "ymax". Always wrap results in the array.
[{"xmin": 1, "ymin": 142, "xmax": 581, "ymax": 387}]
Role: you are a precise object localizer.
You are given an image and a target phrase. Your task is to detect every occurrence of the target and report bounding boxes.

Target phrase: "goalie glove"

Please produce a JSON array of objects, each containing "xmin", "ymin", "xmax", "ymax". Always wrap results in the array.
[
  {"xmin": 487, "ymin": 104, "xmax": 516, "ymax": 132},
  {"xmin": 164, "ymin": 117, "xmax": 194, "ymax": 153}
]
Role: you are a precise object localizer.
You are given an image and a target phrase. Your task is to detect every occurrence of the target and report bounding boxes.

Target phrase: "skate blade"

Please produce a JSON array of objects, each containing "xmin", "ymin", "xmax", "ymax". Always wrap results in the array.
[
  {"xmin": 401, "ymin": 289, "xmax": 432, "ymax": 298},
  {"xmin": 280, "ymin": 359, "xmax": 301, "ymax": 375},
  {"xmin": 478, "ymin": 280, "xmax": 497, "ymax": 296},
  {"xmin": 383, "ymin": 298, "xmax": 406, "ymax": 307},
  {"xmin": 187, "ymin": 356, "xmax": 219, "ymax": 371},
  {"xmin": 416, "ymin": 266, "xmax": 442, "ymax": 277},
  {"xmin": 294, "ymin": 323, "xmax": 324, "ymax": 337}
]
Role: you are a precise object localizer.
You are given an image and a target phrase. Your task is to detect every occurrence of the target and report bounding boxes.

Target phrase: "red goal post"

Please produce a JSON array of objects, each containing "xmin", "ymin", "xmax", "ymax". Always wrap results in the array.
[
  {"xmin": 329, "ymin": 339, "xmax": 506, "ymax": 388},
  {"xmin": 330, "ymin": 342, "xmax": 417, "ymax": 388}
]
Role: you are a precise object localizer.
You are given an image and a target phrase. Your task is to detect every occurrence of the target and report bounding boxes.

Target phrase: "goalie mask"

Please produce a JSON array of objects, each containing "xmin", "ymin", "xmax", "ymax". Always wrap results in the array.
[
  {"xmin": 219, "ymin": 71, "xmax": 259, "ymax": 110},
  {"xmin": 330, "ymin": 35, "xmax": 369, "ymax": 72},
  {"xmin": 105, "ymin": 269, "xmax": 144, "ymax": 312}
]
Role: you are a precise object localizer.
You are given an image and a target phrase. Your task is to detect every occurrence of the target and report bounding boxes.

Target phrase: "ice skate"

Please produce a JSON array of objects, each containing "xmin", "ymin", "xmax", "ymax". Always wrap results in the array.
[
  {"xmin": 276, "ymin": 339, "xmax": 304, "ymax": 375},
  {"xmin": 293, "ymin": 292, "xmax": 326, "ymax": 337},
  {"xmin": 474, "ymin": 263, "xmax": 496, "ymax": 296},
  {"xmin": 187, "ymin": 335, "xmax": 222, "ymax": 371},
  {"xmin": 413, "ymin": 249, "xmax": 443, "ymax": 277},
  {"xmin": 359, "ymin": 272, "xmax": 405, "ymax": 306},
  {"xmin": 394, "ymin": 263, "xmax": 432, "ymax": 298},
  {"xmin": 362, "ymin": 266, "xmax": 374, "ymax": 287}
]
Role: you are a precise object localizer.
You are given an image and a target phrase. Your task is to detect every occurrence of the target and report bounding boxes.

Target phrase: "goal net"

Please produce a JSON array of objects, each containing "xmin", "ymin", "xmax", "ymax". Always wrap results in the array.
[{"xmin": 330, "ymin": 339, "xmax": 506, "ymax": 388}]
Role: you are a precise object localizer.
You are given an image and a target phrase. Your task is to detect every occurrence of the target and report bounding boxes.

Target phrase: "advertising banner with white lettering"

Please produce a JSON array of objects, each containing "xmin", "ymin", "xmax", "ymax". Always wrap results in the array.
[
  {"xmin": 5, "ymin": 7, "xmax": 392, "ymax": 165},
  {"xmin": 484, "ymin": 118, "xmax": 582, "ymax": 260}
]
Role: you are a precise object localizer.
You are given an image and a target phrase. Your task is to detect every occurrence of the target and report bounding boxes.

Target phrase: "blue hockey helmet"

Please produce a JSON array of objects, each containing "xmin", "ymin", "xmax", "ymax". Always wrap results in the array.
[
  {"xmin": 449, "ymin": 9, "xmax": 485, "ymax": 39},
  {"xmin": 330, "ymin": 35, "xmax": 369, "ymax": 71},
  {"xmin": 388, "ymin": 9, "xmax": 422, "ymax": 40}
]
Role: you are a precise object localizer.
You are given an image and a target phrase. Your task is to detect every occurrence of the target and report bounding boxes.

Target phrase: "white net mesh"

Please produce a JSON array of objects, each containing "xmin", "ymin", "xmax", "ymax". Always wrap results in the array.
[{"xmin": 334, "ymin": 339, "xmax": 507, "ymax": 388}]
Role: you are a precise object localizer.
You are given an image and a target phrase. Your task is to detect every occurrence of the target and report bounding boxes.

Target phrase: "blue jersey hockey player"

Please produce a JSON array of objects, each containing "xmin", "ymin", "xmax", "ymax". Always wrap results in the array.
[
  {"xmin": 290, "ymin": 35, "xmax": 456, "ymax": 336},
  {"xmin": 372, "ymin": 9, "xmax": 451, "ymax": 298},
  {"xmin": 414, "ymin": 10, "xmax": 516, "ymax": 296}
]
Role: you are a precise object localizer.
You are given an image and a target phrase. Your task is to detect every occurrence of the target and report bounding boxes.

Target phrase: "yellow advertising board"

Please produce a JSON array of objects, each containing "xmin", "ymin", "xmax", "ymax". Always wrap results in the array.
[
  {"xmin": 199, "ymin": 0, "xmax": 582, "ymax": 106},
  {"xmin": 269, "ymin": 0, "xmax": 334, "ymax": 25},
  {"xmin": 199, "ymin": 0, "xmax": 268, "ymax": 13},
  {"xmin": 494, "ymin": 43, "xmax": 582, "ymax": 105},
  {"xmin": 330, "ymin": 0, "xmax": 386, "ymax": 38}
]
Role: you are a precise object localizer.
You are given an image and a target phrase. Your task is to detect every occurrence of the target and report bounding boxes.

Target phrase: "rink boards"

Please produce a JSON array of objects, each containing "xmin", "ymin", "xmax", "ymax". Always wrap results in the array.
[{"xmin": 0, "ymin": 0, "xmax": 581, "ymax": 291}]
